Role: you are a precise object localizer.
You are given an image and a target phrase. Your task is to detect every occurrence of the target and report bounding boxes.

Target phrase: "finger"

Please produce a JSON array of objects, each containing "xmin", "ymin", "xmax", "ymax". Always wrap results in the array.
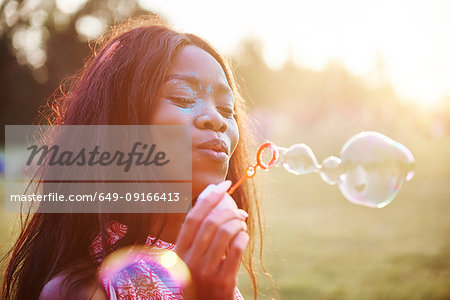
[
  {"xmin": 212, "ymin": 192, "xmax": 238, "ymax": 212},
  {"xmin": 202, "ymin": 219, "xmax": 247, "ymax": 276},
  {"xmin": 192, "ymin": 181, "xmax": 231, "ymax": 216},
  {"xmin": 175, "ymin": 181, "xmax": 231, "ymax": 255},
  {"xmin": 187, "ymin": 208, "xmax": 247, "ymax": 267},
  {"xmin": 175, "ymin": 183, "xmax": 217, "ymax": 253},
  {"xmin": 219, "ymin": 231, "xmax": 249, "ymax": 280}
]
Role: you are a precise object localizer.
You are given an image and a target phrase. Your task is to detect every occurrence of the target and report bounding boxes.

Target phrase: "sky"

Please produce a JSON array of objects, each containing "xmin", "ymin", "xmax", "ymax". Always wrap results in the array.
[{"xmin": 137, "ymin": 0, "xmax": 450, "ymax": 107}]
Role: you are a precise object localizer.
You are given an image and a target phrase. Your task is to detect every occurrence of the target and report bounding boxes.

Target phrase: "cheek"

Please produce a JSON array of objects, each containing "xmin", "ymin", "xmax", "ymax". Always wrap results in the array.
[
  {"xmin": 151, "ymin": 100, "xmax": 194, "ymax": 125},
  {"xmin": 228, "ymin": 121, "xmax": 239, "ymax": 155}
]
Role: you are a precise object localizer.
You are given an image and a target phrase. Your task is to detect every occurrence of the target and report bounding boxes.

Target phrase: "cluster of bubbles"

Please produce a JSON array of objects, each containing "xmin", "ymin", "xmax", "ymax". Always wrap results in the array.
[{"xmin": 270, "ymin": 132, "xmax": 415, "ymax": 208}]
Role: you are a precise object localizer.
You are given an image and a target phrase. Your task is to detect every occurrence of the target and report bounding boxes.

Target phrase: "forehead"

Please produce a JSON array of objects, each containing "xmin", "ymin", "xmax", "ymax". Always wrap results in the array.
[{"xmin": 167, "ymin": 45, "xmax": 229, "ymax": 87}]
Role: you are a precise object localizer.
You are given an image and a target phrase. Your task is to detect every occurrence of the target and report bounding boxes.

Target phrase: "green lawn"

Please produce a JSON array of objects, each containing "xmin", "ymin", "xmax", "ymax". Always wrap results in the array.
[
  {"xmin": 237, "ymin": 137, "xmax": 450, "ymax": 299},
  {"xmin": 1, "ymin": 137, "xmax": 449, "ymax": 299}
]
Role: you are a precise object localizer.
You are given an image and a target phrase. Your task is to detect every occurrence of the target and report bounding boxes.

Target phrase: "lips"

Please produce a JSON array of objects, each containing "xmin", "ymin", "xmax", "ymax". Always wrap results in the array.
[
  {"xmin": 195, "ymin": 139, "xmax": 230, "ymax": 162},
  {"xmin": 196, "ymin": 139, "xmax": 229, "ymax": 155}
]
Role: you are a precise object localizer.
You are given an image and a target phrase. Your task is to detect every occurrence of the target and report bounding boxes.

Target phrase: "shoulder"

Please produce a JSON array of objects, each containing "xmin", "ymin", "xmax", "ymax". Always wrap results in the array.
[{"xmin": 39, "ymin": 272, "xmax": 107, "ymax": 300}]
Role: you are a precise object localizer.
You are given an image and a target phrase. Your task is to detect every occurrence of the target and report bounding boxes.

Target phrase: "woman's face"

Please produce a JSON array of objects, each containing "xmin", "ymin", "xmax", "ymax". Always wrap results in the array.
[{"xmin": 152, "ymin": 45, "xmax": 239, "ymax": 198}]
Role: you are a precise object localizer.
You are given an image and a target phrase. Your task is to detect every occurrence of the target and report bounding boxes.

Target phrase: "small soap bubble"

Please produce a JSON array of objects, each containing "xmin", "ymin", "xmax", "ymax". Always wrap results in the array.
[
  {"xmin": 246, "ymin": 166, "xmax": 256, "ymax": 177},
  {"xmin": 278, "ymin": 144, "xmax": 320, "ymax": 175},
  {"xmin": 319, "ymin": 156, "xmax": 342, "ymax": 185}
]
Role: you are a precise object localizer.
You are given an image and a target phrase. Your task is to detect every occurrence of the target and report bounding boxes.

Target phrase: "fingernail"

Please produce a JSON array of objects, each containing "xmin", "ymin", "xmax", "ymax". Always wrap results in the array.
[
  {"xmin": 217, "ymin": 180, "xmax": 232, "ymax": 191},
  {"xmin": 239, "ymin": 209, "xmax": 248, "ymax": 219}
]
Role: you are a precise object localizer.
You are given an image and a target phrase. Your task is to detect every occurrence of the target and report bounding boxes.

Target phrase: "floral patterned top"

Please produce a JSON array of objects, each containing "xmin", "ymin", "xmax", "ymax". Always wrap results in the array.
[{"xmin": 91, "ymin": 221, "xmax": 244, "ymax": 300}]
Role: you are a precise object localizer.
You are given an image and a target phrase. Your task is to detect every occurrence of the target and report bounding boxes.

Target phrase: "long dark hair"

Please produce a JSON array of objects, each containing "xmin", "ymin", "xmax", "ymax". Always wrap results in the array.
[{"xmin": 2, "ymin": 16, "xmax": 266, "ymax": 300}]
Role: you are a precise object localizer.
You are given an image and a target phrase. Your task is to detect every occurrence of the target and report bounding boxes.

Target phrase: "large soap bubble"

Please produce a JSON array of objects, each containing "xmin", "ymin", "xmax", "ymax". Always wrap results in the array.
[{"xmin": 338, "ymin": 132, "xmax": 414, "ymax": 207}]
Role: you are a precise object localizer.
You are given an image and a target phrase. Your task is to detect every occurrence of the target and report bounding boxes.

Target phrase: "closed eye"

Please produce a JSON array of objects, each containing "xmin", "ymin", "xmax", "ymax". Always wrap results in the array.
[
  {"xmin": 168, "ymin": 97, "xmax": 195, "ymax": 107},
  {"xmin": 217, "ymin": 106, "xmax": 236, "ymax": 119}
]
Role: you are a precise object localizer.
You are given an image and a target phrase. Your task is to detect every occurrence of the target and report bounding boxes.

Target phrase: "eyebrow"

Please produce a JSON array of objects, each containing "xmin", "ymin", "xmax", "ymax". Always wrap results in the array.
[{"xmin": 165, "ymin": 74, "xmax": 234, "ymax": 98}]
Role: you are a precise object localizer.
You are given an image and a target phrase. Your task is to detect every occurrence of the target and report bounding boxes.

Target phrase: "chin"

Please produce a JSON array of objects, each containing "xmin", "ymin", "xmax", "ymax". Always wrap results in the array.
[{"xmin": 191, "ymin": 153, "xmax": 229, "ymax": 198}]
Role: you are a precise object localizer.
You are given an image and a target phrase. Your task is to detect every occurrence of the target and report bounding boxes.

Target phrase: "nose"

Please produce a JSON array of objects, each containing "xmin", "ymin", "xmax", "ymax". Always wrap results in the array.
[{"xmin": 194, "ymin": 103, "xmax": 228, "ymax": 133}]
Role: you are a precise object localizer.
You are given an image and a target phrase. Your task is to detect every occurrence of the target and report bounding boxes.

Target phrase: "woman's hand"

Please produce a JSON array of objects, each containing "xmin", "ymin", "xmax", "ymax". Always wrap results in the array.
[{"xmin": 174, "ymin": 181, "xmax": 249, "ymax": 300}]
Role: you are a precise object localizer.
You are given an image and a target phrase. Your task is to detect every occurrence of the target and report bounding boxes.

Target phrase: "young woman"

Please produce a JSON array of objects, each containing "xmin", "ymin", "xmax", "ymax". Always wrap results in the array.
[{"xmin": 2, "ymin": 16, "xmax": 265, "ymax": 300}]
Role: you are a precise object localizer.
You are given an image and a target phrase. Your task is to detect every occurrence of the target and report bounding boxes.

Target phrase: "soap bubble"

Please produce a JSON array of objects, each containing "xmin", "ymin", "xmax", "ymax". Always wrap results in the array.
[
  {"xmin": 338, "ymin": 131, "xmax": 414, "ymax": 208},
  {"xmin": 319, "ymin": 156, "xmax": 342, "ymax": 185},
  {"xmin": 276, "ymin": 144, "xmax": 320, "ymax": 175}
]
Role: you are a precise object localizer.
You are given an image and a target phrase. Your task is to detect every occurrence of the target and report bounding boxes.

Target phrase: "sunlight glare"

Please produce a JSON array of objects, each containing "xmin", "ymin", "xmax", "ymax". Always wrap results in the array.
[{"xmin": 137, "ymin": 0, "xmax": 450, "ymax": 106}]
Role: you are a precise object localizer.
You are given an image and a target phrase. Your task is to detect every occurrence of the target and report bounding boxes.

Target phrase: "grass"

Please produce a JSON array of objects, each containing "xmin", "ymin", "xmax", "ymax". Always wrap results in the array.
[
  {"xmin": 236, "ymin": 136, "xmax": 450, "ymax": 299},
  {"xmin": 1, "ymin": 136, "xmax": 450, "ymax": 299}
]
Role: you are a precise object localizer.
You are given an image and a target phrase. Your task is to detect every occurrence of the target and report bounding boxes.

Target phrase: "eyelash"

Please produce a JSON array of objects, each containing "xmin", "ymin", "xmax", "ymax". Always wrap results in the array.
[
  {"xmin": 217, "ymin": 106, "xmax": 236, "ymax": 119},
  {"xmin": 169, "ymin": 97, "xmax": 235, "ymax": 118},
  {"xmin": 169, "ymin": 97, "xmax": 195, "ymax": 106}
]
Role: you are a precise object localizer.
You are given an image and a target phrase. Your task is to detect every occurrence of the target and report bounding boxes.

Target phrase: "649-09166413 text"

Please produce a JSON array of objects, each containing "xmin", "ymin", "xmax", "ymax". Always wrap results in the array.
[{"xmin": 9, "ymin": 192, "xmax": 181, "ymax": 202}]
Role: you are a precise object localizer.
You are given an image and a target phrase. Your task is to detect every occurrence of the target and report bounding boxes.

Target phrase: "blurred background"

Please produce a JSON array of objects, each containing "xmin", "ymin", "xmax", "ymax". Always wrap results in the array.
[{"xmin": 1, "ymin": 0, "xmax": 449, "ymax": 299}]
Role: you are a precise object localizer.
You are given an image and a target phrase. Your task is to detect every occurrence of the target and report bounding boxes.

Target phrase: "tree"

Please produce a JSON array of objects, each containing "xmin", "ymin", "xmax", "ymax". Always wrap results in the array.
[{"xmin": 0, "ymin": 0, "xmax": 154, "ymax": 143}]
